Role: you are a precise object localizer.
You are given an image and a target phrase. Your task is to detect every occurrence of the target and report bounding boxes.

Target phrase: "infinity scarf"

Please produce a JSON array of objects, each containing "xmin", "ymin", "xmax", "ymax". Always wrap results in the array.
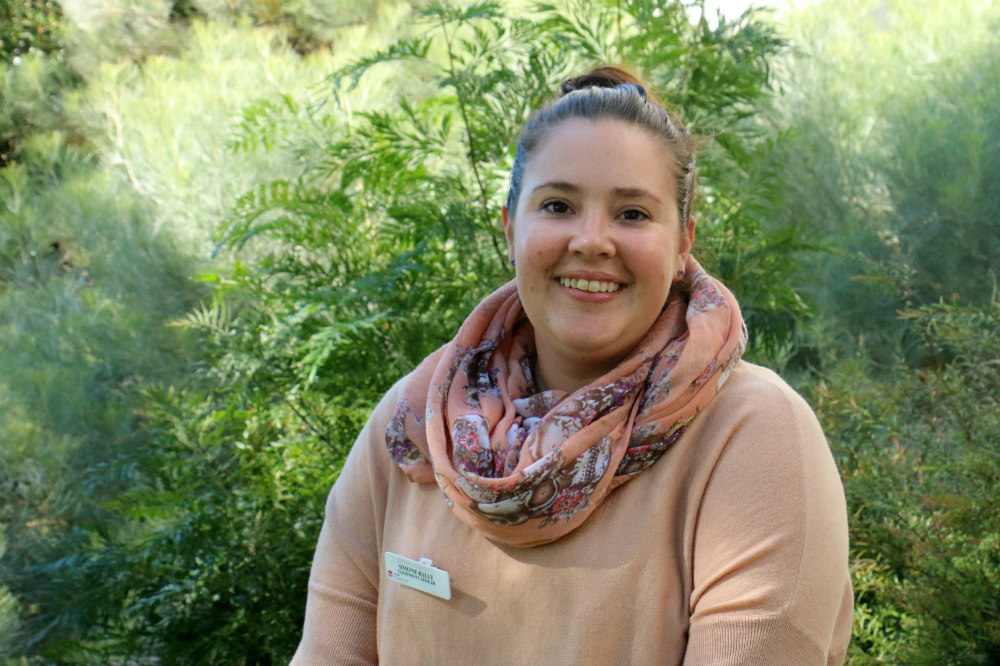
[{"xmin": 386, "ymin": 257, "xmax": 746, "ymax": 548}]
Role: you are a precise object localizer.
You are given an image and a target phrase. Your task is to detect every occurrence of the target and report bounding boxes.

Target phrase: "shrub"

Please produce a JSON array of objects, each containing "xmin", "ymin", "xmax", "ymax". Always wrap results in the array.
[{"xmin": 817, "ymin": 303, "xmax": 1000, "ymax": 664}]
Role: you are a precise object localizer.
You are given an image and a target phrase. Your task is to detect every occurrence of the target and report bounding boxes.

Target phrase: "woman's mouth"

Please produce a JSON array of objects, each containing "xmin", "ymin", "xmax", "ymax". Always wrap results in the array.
[{"xmin": 558, "ymin": 277, "xmax": 623, "ymax": 293}]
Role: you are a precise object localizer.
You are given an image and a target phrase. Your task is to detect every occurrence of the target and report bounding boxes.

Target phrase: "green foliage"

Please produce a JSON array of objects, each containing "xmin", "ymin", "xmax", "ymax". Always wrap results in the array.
[
  {"xmin": 37, "ymin": 383, "xmax": 363, "ymax": 665},
  {"xmin": 0, "ymin": 138, "xmax": 205, "ymax": 657},
  {"xmin": 189, "ymin": 0, "xmax": 382, "ymax": 54},
  {"xmin": 0, "ymin": 16, "xmax": 336, "ymax": 664},
  {"xmin": 0, "ymin": 3, "xmax": 426, "ymax": 661},
  {"xmin": 771, "ymin": 0, "xmax": 1000, "ymax": 365},
  {"xmin": 57, "ymin": 0, "xmax": 189, "ymax": 75},
  {"xmin": 0, "ymin": 528, "xmax": 21, "ymax": 657},
  {"xmin": 0, "ymin": 0, "xmax": 64, "ymax": 62},
  {"xmin": 70, "ymin": 18, "xmax": 344, "ymax": 246},
  {"xmin": 0, "ymin": 0, "xmax": 70, "ymax": 168},
  {"xmin": 0, "ymin": 42, "xmax": 79, "ymax": 168},
  {"xmin": 817, "ymin": 303, "xmax": 1000, "ymax": 664},
  {"xmin": 879, "ymin": 36, "xmax": 1000, "ymax": 308}
]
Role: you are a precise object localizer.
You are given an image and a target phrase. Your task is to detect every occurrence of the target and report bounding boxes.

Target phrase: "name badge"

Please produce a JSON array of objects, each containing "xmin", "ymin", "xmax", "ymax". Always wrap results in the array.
[{"xmin": 384, "ymin": 551, "xmax": 452, "ymax": 600}]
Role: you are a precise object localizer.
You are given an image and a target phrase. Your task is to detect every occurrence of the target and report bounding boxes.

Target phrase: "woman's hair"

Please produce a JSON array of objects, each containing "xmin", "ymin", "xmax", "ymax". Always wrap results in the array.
[{"xmin": 506, "ymin": 66, "xmax": 697, "ymax": 229}]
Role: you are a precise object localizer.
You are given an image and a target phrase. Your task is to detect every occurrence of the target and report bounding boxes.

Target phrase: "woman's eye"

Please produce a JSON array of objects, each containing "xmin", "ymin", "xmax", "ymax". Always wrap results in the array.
[
  {"xmin": 541, "ymin": 200, "xmax": 571, "ymax": 214},
  {"xmin": 621, "ymin": 208, "xmax": 649, "ymax": 221}
]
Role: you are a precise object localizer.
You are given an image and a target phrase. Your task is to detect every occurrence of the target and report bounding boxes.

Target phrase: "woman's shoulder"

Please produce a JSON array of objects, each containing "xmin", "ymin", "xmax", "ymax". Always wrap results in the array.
[
  {"xmin": 690, "ymin": 359, "xmax": 830, "ymax": 467},
  {"xmin": 713, "ymin": 360, "xmax": 818, "ymax": 421}
]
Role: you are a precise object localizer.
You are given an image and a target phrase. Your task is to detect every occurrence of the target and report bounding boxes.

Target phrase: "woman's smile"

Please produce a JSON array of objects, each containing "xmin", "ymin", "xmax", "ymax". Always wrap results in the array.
[
  {"xmin": 556, "ymin": 270, "xmax": 627, "ymax": 301},
  {"xmin": 557, "ymin": 277, "xmax": 623, "ymax": 294}
]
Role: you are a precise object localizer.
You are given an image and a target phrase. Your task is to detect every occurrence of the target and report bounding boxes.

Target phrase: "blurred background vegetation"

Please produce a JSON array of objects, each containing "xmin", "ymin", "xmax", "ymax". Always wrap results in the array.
[{"xmin": 1, "ymin": 0, "xmax": 998, "ymax": 663}]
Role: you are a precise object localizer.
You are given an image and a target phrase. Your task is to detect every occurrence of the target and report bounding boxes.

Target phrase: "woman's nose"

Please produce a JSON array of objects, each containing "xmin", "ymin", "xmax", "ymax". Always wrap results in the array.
[{"xmin": 567, "ymin": 210, "xmax": 616, "ymax": 258}]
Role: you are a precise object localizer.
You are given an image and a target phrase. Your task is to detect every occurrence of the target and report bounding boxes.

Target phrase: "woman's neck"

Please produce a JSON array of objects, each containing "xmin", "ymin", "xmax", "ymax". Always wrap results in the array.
[{"xmin": 533, "ymin": 344, "xmax": 623, "ymax": 394}]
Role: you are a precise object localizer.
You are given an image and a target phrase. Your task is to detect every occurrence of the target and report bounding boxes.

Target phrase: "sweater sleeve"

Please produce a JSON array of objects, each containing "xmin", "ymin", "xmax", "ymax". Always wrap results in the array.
[
  {"xmin": 683, "ymin": 369, "xmax": 853, "ymax": 666},
  {"xmin": 290, "ymin": 380, "xmax": 403, "ymax": 666}
]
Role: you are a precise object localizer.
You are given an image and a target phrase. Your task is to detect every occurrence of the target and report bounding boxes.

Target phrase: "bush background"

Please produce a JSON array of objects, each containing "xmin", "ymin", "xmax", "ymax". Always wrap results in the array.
[{"xmin": 2, "ymin": 0, "xmax": 999, "ymax": 663}]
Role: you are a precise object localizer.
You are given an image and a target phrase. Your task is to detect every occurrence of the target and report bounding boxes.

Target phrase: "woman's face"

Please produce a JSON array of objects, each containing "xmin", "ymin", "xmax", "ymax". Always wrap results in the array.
[{"xmin": 504, "ymin": 118, "xmax": 694, "ymax": 389}]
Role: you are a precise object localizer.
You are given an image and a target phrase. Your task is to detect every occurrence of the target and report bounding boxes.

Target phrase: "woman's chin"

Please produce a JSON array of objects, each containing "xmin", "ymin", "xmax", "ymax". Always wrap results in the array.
[{"xmin": 543, "ymin": 330, "xmax": 636, "ymax": 374}]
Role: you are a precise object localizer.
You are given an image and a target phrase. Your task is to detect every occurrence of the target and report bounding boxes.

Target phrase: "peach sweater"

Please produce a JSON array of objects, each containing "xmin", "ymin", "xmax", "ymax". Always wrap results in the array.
[{"xmin": 292, "ymin": 361, "xmax": 852, "ymax": 665}]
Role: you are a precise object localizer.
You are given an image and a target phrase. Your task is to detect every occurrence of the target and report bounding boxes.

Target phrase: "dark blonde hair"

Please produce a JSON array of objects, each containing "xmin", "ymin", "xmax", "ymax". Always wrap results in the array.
[{"xmin": 506, "ymin": 66, "xmax": 698, "ymax": 228}]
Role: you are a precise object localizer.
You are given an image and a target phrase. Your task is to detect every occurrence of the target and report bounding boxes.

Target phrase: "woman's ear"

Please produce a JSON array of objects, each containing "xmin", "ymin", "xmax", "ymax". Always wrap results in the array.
[
  {"xmin": 502, "ymin": 205, "xmax": 514, "ymax": 262},
  {"xmin": 680, "ymin": 215, "xmax": 696, "ymax": 258}
]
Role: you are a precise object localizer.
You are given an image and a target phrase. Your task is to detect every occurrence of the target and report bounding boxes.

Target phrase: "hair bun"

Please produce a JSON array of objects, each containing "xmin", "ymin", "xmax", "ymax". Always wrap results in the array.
[
  {"xmin": 557, "ymin": 66, "xmax": 645, "ymax": 97},
  {"xmin": 559, "ymin": 80, "xmax": 578, "ymax": 95}
]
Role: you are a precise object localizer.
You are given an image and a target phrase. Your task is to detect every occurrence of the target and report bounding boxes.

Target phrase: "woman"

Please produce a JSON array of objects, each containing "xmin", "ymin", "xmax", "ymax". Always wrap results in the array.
[{"xmin": 292, "ymin": 67, "xmax": 853, "ymax": 665}]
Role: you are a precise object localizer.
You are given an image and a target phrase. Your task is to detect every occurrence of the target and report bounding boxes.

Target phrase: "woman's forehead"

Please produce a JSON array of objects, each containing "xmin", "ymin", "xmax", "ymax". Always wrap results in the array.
[{"xmin": 520, "ymin": 119, "xmax": 678, "ymax": 199}]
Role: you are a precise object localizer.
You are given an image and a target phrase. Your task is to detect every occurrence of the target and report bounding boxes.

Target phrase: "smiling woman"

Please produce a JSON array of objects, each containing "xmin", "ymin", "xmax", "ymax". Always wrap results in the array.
[{"xmin": 292, "ymin": 66, "xmax": 853, "ymax": 665}]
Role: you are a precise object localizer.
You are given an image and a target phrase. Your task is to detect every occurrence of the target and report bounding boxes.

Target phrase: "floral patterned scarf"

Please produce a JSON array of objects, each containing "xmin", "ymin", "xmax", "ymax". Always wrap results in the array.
[{"xmin": 386, "ymin": 257, "xmax": 746, "ymax": 548}]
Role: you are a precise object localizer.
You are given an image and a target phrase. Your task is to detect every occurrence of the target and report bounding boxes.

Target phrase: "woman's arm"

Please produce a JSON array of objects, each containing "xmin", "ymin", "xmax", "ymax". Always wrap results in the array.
[
  {"xmin": 684, "ymin": 370, "xmax": 853, "ymax": 665},
  {"xmin": 290, "ymin": 381, "xmax": 404, "ymax": 666}
]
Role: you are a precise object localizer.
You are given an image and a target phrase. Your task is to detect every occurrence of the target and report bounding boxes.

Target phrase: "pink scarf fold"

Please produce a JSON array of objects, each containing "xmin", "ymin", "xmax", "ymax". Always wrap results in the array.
[{"xmin": 386, "ymin": 257, "xmax": 746, "ymax": 547}]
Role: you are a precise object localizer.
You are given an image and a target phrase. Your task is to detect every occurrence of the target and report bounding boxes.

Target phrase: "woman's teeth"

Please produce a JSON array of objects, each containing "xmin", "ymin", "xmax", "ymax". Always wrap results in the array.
[{"xmin": 559, "ymin": 278, "xmax": 622, "ymax": 293}]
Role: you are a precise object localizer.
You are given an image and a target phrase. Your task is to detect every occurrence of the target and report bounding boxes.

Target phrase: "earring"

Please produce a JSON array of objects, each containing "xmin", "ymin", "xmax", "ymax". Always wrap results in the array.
[{"xmin": 677, "ymin": 270, "xmax": 684, "ymax": 278}]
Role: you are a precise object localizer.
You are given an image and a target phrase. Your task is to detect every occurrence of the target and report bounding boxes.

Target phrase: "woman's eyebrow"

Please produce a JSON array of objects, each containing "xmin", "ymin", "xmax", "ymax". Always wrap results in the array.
[
  {"xmin": 611, "ymin": 186, "xmax": 663, "ymax": 204},
  {"xmin": 530, "ymin": 182, "xmax": 663, "ymax": 205},
  {"xmin": 531, "ymin": 181, "xmax": 579, "ymax": 194}
]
